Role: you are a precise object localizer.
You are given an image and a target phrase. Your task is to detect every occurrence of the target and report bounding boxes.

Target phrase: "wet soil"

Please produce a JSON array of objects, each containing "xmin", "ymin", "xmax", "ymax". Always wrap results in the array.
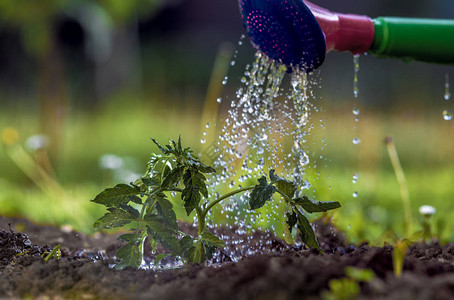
[{"xmin": 1, "ymin": 216, "xmax": 454, "ymax": 299}]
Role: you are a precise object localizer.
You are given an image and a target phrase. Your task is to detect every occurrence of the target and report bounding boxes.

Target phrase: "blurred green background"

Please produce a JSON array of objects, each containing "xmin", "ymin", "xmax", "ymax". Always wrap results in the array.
[{"xmin": 0, "ymin": 0, "xmax": 453, "ymax": 245}]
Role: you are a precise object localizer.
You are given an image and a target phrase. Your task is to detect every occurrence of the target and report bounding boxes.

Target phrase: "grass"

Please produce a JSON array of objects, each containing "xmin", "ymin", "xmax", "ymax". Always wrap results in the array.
[{"xmin": 1, "ymin": 94, "xmax": 453, "ymax": 246}]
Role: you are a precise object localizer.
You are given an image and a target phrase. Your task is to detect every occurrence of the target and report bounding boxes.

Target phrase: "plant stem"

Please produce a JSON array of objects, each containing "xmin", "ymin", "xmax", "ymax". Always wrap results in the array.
[
  {"xmin": 202, "ymin": 186, "xmax": 255, "ymax": 218},
  {"xmin": 275, "ymin": 189, "xmax": 292, "ymax": 203},
  {"xmin": 196, "ymin": 206, "xmax": 205, "ymax": 236}
]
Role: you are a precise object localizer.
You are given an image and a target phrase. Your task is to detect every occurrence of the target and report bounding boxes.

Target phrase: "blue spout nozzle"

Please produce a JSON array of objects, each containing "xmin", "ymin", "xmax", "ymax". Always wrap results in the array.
[{"xmin": 239, "ymin": 0, "xmax": 326, "ymax": 71}]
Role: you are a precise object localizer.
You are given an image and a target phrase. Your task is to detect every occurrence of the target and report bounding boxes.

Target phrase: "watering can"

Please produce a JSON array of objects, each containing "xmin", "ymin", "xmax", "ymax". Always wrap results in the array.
[{"xmin": 238, "ymin": 0, "xmax": 454, "ymax": 71}]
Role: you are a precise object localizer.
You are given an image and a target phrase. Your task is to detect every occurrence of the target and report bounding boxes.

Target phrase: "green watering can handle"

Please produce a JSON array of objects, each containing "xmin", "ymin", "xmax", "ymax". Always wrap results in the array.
[{"xmin": 371, "ymin": 17, "xmax": 454, "ymax": 64}]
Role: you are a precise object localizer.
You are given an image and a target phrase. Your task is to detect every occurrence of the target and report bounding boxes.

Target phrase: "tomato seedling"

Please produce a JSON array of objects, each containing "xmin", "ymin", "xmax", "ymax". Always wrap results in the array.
[{"xmin": 92, "ymin": 137, "xmax": 341, "ymax": 268}]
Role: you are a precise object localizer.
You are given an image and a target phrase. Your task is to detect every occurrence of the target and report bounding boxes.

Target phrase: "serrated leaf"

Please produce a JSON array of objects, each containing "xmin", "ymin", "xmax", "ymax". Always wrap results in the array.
[
  {"xmin": 294, "ymin": 196, "xmax": 341, "ymax": 213},
  {"xmin": 156, "ymin": 194, "xmax": 178, "ymax": 231},
  {"xmin": 93, "ymin": 208, "xmax": 138, "ymax": 230},
  {"xmin": 145, "ymin": 215, "xmax": 181, "ymax": 255},
  {"xmin": 140, "ymin": 176, "xmax": 160, "ymax": 189},
  {"xmin": 162, "ymin": 166, "xmax": 185, "ymax": 188},
  {"xmin": 151, "ymin": 137, "xmax": 170, "ymax": 154},
  {"xmin": 129, "ymin": 195, "xmax": 143, "ymax": 205},
  {"xmin": 249, "ymin": 176, "xmax": 277, "ymax": 210},
  {"xmin": 295, "ymin": 209, "xmax": 323, "ymax": 252},
  {"xmin": 179, "ymin": 235, "xmax": 194, "ymax": 254},
  {"xmin": 115, "ymin": 243, "xmax": 142, "ymax": 269},
  {"xmin": 182, "ymin": 168, "xmax": 207, "ymax": 215},
  {"xmin": 91, "ymin": 184, "xmax": 140, "ymax": 207},
  {"xmin": 118, "ymin": 204, "xmax": 140, "ymax": 219},
  {"xmin": 201, "ymin": 232, "xmax": 225, "ymax": 248},
  {"xmin": 155, "ymin": 253, "xmax": 172, "ymax": 265},
  {"xmin": 269, "ymin": 170, "xmax": 297, "ymax": 199},
  {"xmin": 177, "ymin": 136, "xmax": 182, "ymax": 153},
  {"xmin": 199, "ymin": 164, "xmax": 216, "ymax": 174},
  {"xmin": 118, "ymin": 233, "xmax": 142, "ymax": 243}
]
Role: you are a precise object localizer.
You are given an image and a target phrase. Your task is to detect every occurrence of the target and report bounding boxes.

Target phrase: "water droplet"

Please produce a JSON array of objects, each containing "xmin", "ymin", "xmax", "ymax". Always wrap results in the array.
[
  {"xmin": 353, "ymin": 191, "xmax": 359, "ymax": 198},
  {"xmin": 445, "ymin": 73, "xmax": 451, "ymax": 101},
  {"xmin": 442, "ymin": 109, "xmax": 452, "ymax": 121},
  {"xmin": 352, "ymin": 137, "xmax": 361, "ymax": 145},
  {"xmin": 352, "ymin": 108, "xmax": 360, "ymax": 116},
  {"xmin": 206, "ymin": 123, "xmax": 210, "ymax": 128},
  {"xmin": 217, "ymin": 97, "xmax": 222, "ymax": 103},
  {"xmin": 231, "ymin": 60, "xmax": 236, "ymax": 66},
  {"xmin": 352, "ymin": 173, "xmax": 359, "ymax": 184},
  {"xmin": 200, "ymin": 139, "xmax": 206, "ymax": 144},
  {"xmin": 353, "ymin": 54, "xmax": 360, "ymax": 98},
  {"xmin": 222, "ymin": 76, "xmax": 228, "ymax": 85}
]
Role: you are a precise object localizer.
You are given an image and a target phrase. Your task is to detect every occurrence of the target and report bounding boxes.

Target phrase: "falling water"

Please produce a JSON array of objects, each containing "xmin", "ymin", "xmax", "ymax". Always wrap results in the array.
[
  {"xmin": 444, "ymin": 73, "xmax": 451, "ymax": 101},
  {"xmin": 351, "ymin": 55, "xmax": 361, "ymax": 198},
  {"xmin": 353, "ymin": 54, "xmax": 360, "ymax": 98},
  {"xmin": 443, "ymin": 74, "xmax": 452, "ymax": 121},
  {"xmin": 202, "ymin": 49, "xmax": 323, "ymax": 238}
]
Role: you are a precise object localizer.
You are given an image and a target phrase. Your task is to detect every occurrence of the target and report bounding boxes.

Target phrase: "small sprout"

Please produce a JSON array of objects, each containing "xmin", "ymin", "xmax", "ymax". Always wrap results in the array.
[
  {"xmin": 43, "ymin": 245, "xmax": 62, "ymax": 262},
  {"xmin": 419, "ymin": 205, "xmax": 437, "ymax": 243},
  {"xmin": 419, "ymin": 205, "xmax": 436, "ymax": 217},
  {"xmin": 393, "ymin": 239, "xmax": 411, "ymax": 277}
]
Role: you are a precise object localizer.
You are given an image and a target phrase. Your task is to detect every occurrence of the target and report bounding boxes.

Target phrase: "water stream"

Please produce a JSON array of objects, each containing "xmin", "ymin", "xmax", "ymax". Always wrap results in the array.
[
  {"xmin": 201, "ymin": 49, "xmax": 324, "ymax": 237},
  {"xmin": 443, "ymin": 73, "xmax": 452, "ymax": 121}
]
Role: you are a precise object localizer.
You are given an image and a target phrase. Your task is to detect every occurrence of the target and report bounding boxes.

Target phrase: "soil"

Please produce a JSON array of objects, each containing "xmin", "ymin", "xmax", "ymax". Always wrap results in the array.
[{"xmin": 1, "ymin": 216, "xmax": 454, "ymax": 299}]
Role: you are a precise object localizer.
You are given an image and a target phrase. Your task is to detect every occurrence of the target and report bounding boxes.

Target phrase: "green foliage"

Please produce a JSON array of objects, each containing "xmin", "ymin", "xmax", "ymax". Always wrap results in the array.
[
  {"xmin": 322, "ymin": 267, "xmax": 375, "ymax": 300},
  {"xmin": 249, "ymin": 176, "xmax": 277, "ymax": 209},
  {"xmin": 92, "ymin": 138, "xmax": 341, "ymax": 268},
  {"xmin": 248, "ymin": 170, "xmax": 341, "ymax": 252}
]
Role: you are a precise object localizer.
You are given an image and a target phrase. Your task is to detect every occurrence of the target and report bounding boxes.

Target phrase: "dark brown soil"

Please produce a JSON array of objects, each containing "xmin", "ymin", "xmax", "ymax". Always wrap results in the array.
[{"xmin": 1, "ymin": 216, "xmax": 454, "ymax": 299}]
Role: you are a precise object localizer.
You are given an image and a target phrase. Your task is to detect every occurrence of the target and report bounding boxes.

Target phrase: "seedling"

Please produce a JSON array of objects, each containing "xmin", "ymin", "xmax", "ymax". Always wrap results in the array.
[
  {"xmin": 322, "ymin": 267, "xmax": 375, "ymax": 300},
  {"xmin": 418, "ymin": 205, "xmax": 437, "ymax": 243},
  {"xmin": 92, "ymin": 137, "xmax": 341, "ymax": 268},
  {"xmin": 42, "ymin": 245, "xmax": 62, "ymax": 262}
]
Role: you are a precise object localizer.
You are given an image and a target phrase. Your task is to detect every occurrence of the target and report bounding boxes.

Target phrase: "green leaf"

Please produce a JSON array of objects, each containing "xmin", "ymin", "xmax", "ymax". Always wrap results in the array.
[
  {"xmin": 185, "ymin": 243, "xmax": 204, "ymax": 264},
  {"xmin": 118, "ymin": 204, "xmax": 140, "ymax": 219},
  {"xmin": 118, "ymin": 233, "xmax": 142, "ymax": 243},
  {"xmin": 177, "ymin": 136, "xmax": 183, "ymax": 153},
  {"xmin": 161, "ymin": 166, "xmax": 185, "ymax": 188},
  {"xmin": 115, "ymin": 242, "xmax": 142, "ymax": 269},
  {"xmin": 145, "ymin": 215, "xmax": 181, "ymax": 255},
  {"xmin": 91, "ymin": 184, "xmax": 140, "ymax": 207},
  {"xmin": 93, "ymin": 208, "xmax": 138, "ymax": 230},
  {"xmin": 294, "ymin": 196, "xmax": 341, "ymax": 213},
  {"xmin": 269, "ymin": 170, "xmax": 297, "ymax": 199},
  {"xmin": 181, "ymin": 168, "xmax": 208, "ymax": 215},
  {"xmin": 179, "ymin": 235, "xmax": 194, "ymax": 254},
  {"xmin": 155, "ymin": 253, "xmax": 171, "ymax": 265},
  {"xmin": 140, "ymin": 176, "xmax": 160, "ymax": 189},
  {"xmin": 200, "ymin": 232, "xmax": 225, "ymax": 248},
  {"xmin": 151, "ymin": 137, "xmax": 170, "ymax": 155},
  {"xmin": 249, "ymin": 176, "xmax": 277, "ymax": 210},
  {"xmin": 295, "ymin": 209, "xmax": 323, "ymax": 252},
  {"xmin": 198, "ymin": 164, "xmax": 216, "ymax": 174},
  {"xmin": 156, "ymin": 194, "xmax": 178, "ymax": 231},
  {"xmin": 129, "ymin": 195, "xmax": 143, "ymax": 205},
  {"xmin": 286, "ymin": 210, "xmax": 297, "ymax": 231}
]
